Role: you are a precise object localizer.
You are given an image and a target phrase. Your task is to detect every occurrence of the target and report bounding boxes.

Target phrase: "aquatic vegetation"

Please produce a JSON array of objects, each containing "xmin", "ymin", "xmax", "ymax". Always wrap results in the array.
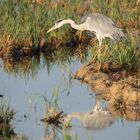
[
  {"xmin": 0, "ymin": 100, "xmax": 16, "ymax": 139},
  {"xmin": 63, "ymin": 129, "xmax": 79, "ymax": 140},
  {"xmin": 41, "ymin": 89, "xmax": 64, "ymax": 128}
]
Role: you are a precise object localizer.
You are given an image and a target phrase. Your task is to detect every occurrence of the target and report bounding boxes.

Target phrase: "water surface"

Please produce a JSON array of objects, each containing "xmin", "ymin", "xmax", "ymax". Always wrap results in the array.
[{"xmin": 0, "ymin": 49, "xmax": 139, "ymax": 140}]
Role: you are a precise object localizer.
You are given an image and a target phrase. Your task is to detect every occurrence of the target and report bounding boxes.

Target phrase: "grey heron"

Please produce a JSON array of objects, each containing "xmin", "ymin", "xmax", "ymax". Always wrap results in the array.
[{"xmin": 47, "ymin": 13, "xmax": 124, "ymax": 49}]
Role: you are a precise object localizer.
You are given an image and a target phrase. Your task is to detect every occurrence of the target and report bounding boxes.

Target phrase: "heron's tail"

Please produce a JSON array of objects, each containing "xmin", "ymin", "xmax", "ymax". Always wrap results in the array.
[{"xmin": 111, "ymin": 28, "xmax": 124, "ymax": 41}]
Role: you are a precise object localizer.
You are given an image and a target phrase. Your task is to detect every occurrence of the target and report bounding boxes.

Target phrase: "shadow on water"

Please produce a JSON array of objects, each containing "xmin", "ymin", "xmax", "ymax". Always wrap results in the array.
[{"xmin": 0, "ymin": 45, "xmax": 139, "ymax": 140}]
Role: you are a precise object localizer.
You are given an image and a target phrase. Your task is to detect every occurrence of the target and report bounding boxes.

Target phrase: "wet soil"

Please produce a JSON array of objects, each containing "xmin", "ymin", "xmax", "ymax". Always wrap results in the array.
[{"xmin": 75, "ymin": 62, "xmax": 140, "ymax": 115}]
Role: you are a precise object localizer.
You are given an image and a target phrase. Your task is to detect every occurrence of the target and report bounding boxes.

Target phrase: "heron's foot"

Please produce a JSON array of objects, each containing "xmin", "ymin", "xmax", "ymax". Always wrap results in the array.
[{"xmin": 75, "ymin": 30, "xmax": 83, "ymax": 41}]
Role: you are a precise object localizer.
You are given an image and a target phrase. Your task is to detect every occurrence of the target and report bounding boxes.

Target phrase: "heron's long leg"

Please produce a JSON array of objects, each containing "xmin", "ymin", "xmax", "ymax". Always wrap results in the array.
[
  {"xmin": 96, "ymin": 37, "xmax": 102, "ymax": 72},
  {"xmin": 90, "ymin": 36, "xmax": 102, "ymax": 66},
  {"xmin": 88, "ymin": 36, "xmax": 103, "ymax": 72},
  {"xmin": 95, "ymin": 35, "xmax": 102, "ymax": 56},
  {"xmin": 98, "ymin": 37, "xmax": 102, "ymax": 56}
]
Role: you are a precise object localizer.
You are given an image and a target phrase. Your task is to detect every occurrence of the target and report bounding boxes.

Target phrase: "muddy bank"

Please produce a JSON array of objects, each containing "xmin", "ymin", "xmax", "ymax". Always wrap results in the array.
[{"xmin": 75, "ymin": 62, "xmax": 140, "ymax": 112}]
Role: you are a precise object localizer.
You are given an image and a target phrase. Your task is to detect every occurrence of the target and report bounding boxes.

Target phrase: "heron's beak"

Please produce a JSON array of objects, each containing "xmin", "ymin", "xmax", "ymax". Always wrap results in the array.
[{"xmin": 47, "ymin": 28, "xmax": 54, "ymax": 33}]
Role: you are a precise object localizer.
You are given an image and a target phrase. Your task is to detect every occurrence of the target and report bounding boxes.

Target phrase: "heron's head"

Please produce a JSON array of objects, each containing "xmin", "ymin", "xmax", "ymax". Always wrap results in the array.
[{"xmin": 47, "ymin": 18, "xmax": 67, "ymax": 33}]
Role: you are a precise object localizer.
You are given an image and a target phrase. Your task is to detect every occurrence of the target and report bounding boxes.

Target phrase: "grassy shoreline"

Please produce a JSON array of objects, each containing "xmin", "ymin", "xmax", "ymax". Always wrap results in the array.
[{"xmin": 0, "ymin": 0, "xmax": 140, "ymax": 71}]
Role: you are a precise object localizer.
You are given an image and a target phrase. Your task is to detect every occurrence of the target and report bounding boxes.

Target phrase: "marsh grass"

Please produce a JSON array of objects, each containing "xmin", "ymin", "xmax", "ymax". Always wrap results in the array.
[
  {"xmin": 0, "ymin": 100, "xmax": 16, "ymax": 139},
  {"xmin": 94, "ymin": 39, "xmax": 140, "ymax": 71},
  {"xmin": 0, "ymin": 0, "xmax": 140, "ymax": 70}
]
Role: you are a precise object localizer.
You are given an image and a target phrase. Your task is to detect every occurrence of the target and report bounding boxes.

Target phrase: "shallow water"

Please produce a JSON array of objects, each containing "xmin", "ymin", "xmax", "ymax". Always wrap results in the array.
[{"xmin": 0, "ymin": 50, "xmax": 139, "ymax": 140}]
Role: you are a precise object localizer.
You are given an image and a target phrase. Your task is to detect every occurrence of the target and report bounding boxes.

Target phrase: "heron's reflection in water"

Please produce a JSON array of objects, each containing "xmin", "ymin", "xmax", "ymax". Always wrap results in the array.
[{"xmin": 62, "ymin": 100, "xmax": 115, "ymax": 130}]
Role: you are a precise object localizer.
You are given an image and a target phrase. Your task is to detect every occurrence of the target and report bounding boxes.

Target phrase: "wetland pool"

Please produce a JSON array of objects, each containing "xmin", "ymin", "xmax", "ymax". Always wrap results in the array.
[{"xmin": 0, "ymin": 49, "xmax": 139, "ymax": 140}]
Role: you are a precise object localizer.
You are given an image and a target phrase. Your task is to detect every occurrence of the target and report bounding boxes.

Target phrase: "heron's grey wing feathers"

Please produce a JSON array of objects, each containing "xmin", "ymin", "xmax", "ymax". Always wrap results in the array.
[
  {"xmin": 80, "ymin": 14, "xmax": 89, "ymax": 23},
  {"xmin": 82, "ymin": 13, "xmax": 124, "ymax": 41}
]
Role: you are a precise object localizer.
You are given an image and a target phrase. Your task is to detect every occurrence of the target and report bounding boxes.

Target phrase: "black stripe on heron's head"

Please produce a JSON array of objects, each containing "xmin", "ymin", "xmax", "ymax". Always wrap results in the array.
[{"xmin": 56, "ymin": 18, "xmax": 67, "ymax": 24}]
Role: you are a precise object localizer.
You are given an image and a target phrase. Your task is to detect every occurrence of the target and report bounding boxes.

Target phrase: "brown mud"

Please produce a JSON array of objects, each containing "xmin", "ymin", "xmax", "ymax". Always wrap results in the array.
[{"xmin": 75, "ymin": 62, "xmax": 140, "ymax": 119}]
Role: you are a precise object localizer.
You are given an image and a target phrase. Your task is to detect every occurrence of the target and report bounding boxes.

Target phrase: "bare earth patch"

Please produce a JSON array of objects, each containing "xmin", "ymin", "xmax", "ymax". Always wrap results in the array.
[{"xmin": 75, "ymin": 62, "xmax": 140, "ymax": 121}]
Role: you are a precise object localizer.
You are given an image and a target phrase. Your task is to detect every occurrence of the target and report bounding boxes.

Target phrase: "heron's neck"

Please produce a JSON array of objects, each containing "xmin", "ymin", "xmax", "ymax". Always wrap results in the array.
[{"xmin": 64, "ymin": 19, "xmax": 86, "ymax": 31}]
